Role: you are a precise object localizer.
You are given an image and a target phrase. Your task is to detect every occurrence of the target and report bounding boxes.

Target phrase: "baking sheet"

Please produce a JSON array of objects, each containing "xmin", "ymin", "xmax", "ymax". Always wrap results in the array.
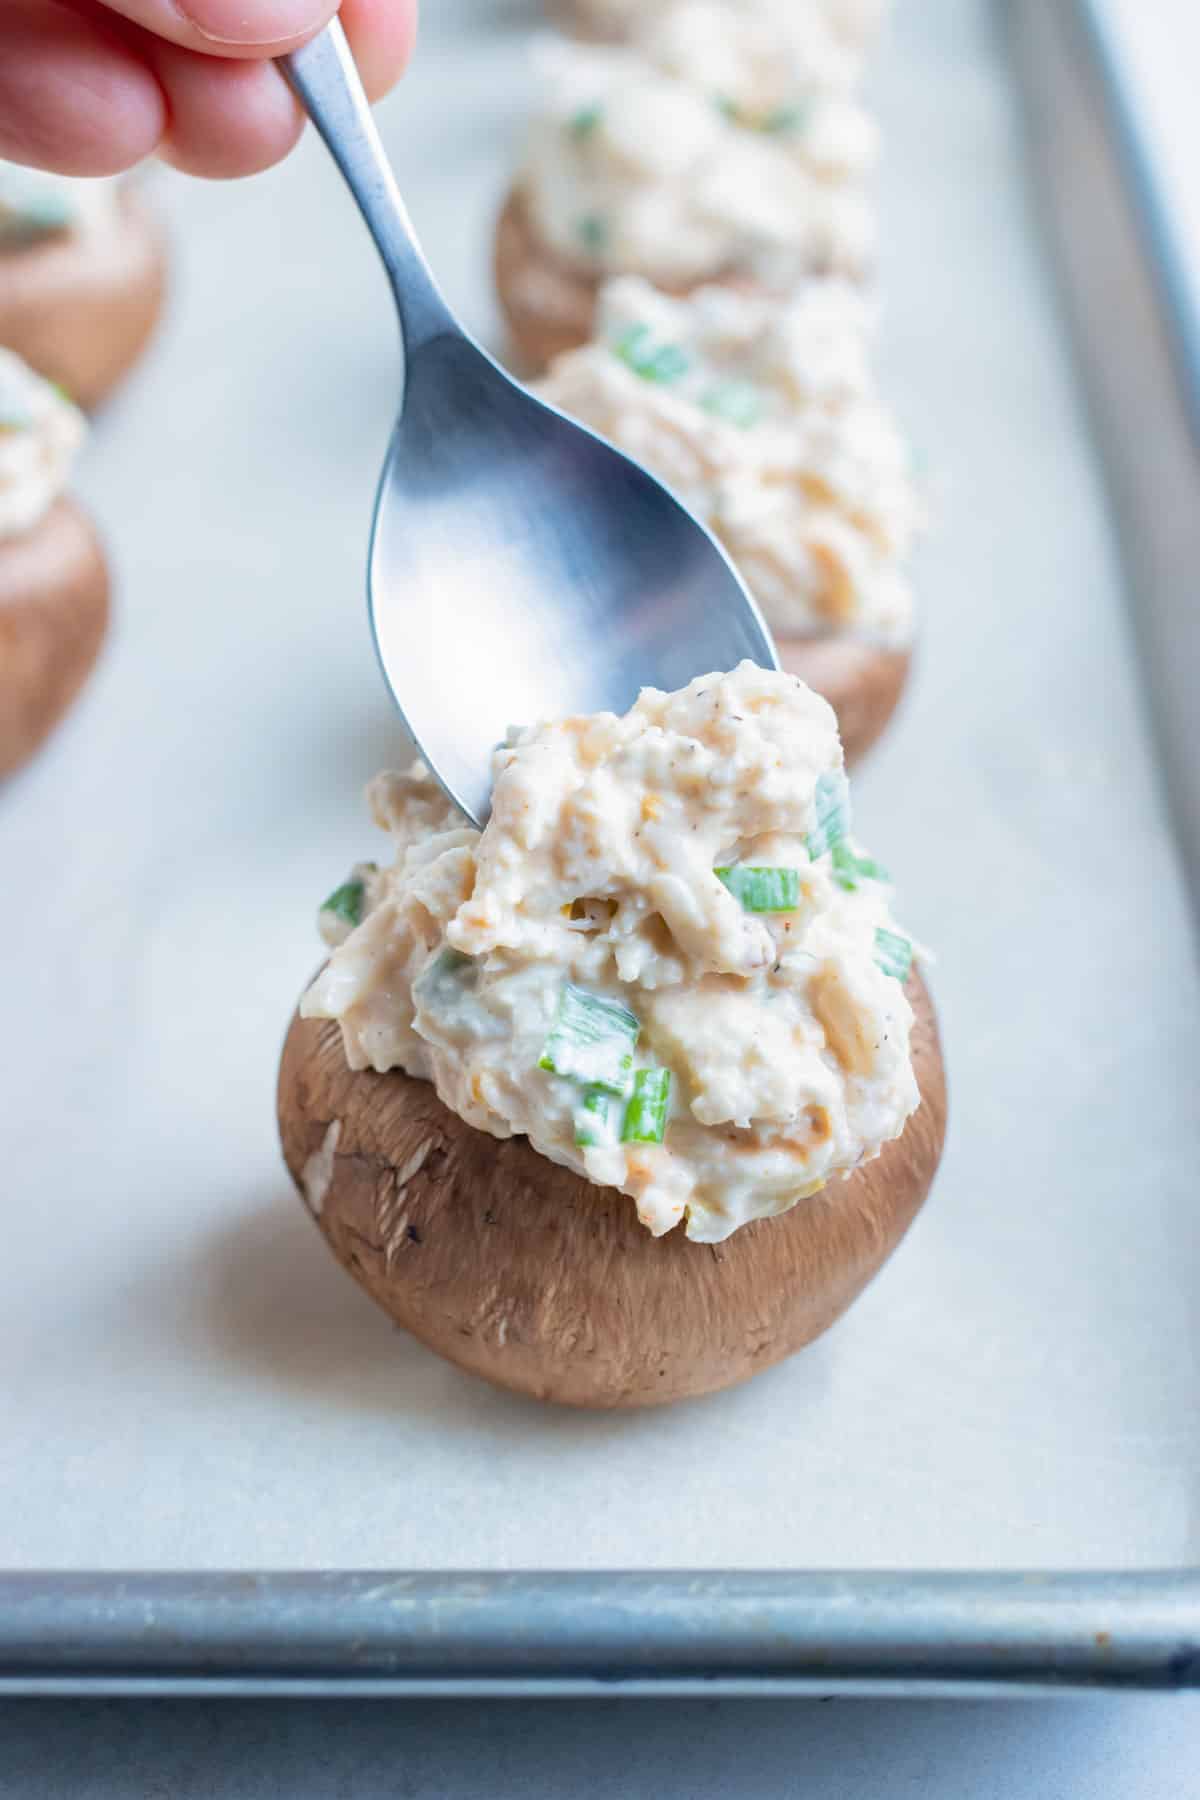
[{"xmin": 2, "ymin": 0, "xmax": 1199, "ymax": 1585}]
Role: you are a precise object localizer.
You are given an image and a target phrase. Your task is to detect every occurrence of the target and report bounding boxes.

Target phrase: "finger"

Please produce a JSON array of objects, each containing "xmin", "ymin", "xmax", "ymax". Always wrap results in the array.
[
  {"xmin": 146, "ymin": 0, "xmax": 417, "ymax": 179},
  {"xmin": 92, "ymin": 0, "xmax": 339, "ymax": 57},
  {"xmin": 0, "ymin": 1, "xmax": 166, "ymax": 174},
  {"xmin": 144, "ymin": 35, "xmax": 305, "ymax": 178},
  {"xmin": 338, "ymin": 0, "xmax": 419, "ymax": 102}
]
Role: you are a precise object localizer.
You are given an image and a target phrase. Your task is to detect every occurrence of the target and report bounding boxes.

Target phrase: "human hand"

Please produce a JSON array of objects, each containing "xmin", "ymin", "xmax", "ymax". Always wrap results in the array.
[{"xmin": 0, "ymin": 0, "xmax": 418, "ymax": 180}]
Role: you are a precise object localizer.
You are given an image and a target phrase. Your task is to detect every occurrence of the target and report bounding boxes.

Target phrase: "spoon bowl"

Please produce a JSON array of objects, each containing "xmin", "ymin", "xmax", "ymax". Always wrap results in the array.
[{"xmin": 285, "ymin": 24, "xmax": 777, "ymax": 825}]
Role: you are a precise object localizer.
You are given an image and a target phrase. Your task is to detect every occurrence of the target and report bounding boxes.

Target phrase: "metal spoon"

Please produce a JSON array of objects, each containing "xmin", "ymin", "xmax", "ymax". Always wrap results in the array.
[{"xmin": 282, "ymin": 22, "xmax": 778, "ymax": 826}]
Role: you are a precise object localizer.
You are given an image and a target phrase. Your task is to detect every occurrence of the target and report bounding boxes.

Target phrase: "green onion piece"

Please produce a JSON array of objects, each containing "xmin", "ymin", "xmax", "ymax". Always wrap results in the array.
[
  {"xmin": 874, "ymin": 928, "xmax": 913, "ymax": 983},
  {"xmin": 806, "ymin": 771, "xmax": 851, "ymax": 860},
  {"xmin": 576, "ymin": 212, "xmax": 608, "ymax": 254},
  {"xmin": 539, "ymin": 984, "xmax": 640, "ymax": 1094},
  {"xmin": 699, "ymin": 381, "xmax": 764, "ymax": 429},
  {"xmin": 613, "ymin": 323, "xmax": 690, "ymax": 385},
  {"xmin": 830, "ymin": 842, "xmax": 889, "ymax": 891},
  {"xmin": 715, "ymin": 865, "xmax": 801, "ymax": 913},
  {"xmin": 713, "ymin": 92, "xmax": 741, "ymax": 122},
  {"xmin": 320, "ymin": 877, "xmax": 367, "ymax": 929},
  {"xmin": 762, "ymin": 100, "xmax": 810, "ymax": 135},
  {"xmin": 574, "ymin": 1087, "xmax": 621, "ymax": 1148},
  {"xmin": 415, "ymin": 945, "xmax": 476, "ymax": 999},
  {"xmin": 568, "ymin": 103, "xmax": 603, "ymax": 140},
  {"xmin": 621, "ymin": 1068, "xmax": 671, "ymax": 1145}
]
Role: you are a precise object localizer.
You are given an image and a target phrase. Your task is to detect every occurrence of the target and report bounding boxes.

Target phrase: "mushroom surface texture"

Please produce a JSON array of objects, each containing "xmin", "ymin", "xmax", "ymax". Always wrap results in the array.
[
  {"xmin": 282, "ymin": 663, "xmax": 945, "ymax": 1405},
  {"xmin": 0, "ymin": 352, "xmax": 107, "ymax": 777},
  {"xmin": 0, "ymin": 165, "xmax": 166, "ymax": 410}
]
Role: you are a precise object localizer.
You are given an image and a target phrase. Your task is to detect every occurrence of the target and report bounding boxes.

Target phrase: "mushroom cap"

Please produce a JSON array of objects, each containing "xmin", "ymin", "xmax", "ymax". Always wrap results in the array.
[
  {"xmin": 277, "ymin": 971, "xmax": 946, "ymax": 1409},
  {"xmin": 0, "ymin": 496, "xmax": 109, "ymax": 779},
  {"xmin": 0, "ymin": 188, "xmax": 166, "ymax": 411}
]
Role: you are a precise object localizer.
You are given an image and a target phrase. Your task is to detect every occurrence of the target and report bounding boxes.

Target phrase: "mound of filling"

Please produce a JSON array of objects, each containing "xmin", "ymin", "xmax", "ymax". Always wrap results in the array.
[
  {"xmin": 539, "ymin": 277, "xmax": 920, "ymax": 642},
  {"xmin": 519, "ymin": 1, "xmax": 878, "ymax": 290},
  {"xmin": 0, "ymin": 350, "xmax": 85, "ymax": 538},
  {"xmin": 304, "ymin": 664, "xmax": 920, "ymax": 1243},
  {"xmin": 0, "ymin": 163, "xmax": 121, "ymax": 249},
  {"xmin": 563, "ymin": 0, "xmax": 889, "ymax": 57}
]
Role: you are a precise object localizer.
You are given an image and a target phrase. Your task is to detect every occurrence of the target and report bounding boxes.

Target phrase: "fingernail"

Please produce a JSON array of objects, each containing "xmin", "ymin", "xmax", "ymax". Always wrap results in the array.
[{"xmin": 176, "ymin": 0, "xmax": 330, "ymax": 47}]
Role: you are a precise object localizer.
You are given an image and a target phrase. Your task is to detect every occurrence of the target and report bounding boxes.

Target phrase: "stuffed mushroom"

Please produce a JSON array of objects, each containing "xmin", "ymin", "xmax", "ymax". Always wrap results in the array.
[
  {"xmin": 0, "ymin": 162, "xmax": 166, "ymax": 410},
  {"xmin": 279, "ymin": 663, "xmax": 945, "ymax": 1407},
  {"xmin": 537, "ymin": 277, "xmax": 921, "ymax": 760},
  {"xmin": 496, "ymin": 1, "xmax": 877, "ymax": 370}
]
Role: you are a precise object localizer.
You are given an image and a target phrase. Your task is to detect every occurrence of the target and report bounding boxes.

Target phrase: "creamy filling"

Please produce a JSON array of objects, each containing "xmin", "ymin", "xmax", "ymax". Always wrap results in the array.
[
  {"xmin": 0, "ymin": 163, "xmax": 123, "ymax": 249},
  {"xmin": 304, "ymin": 663, "xmax": 920, "ymax": 1243},
  {"xmin": 0, "ymin": 350, "xmax": 86, "ymax": 538},
  {"xmin": 566, "ymin": 0, "xmax": 890, "ymax": 56},
  {"xmin": 538, "ymin": 277, "xmax": 920, "ymax": 641},
  {"xmin": 520, "ymin": 8, "xmax": 878, "ymax": 289}
]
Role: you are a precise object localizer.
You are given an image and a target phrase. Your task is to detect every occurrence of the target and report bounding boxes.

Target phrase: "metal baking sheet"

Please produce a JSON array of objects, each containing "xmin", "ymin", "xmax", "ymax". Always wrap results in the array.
[{"xmin": 1, "ymin": 0, "xmax": 1198, "ymax": 1692}]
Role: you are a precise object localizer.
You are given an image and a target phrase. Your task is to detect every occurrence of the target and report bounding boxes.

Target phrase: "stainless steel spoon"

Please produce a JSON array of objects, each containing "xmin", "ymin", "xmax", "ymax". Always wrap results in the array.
[{"xmin": 282, "ymin": 22, "xmax": 778, "ymax": 826}]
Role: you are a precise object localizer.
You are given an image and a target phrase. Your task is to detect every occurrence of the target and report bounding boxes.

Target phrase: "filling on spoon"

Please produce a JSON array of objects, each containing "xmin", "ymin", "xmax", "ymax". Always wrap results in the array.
[
  {"xmin": 304, "ymin": 663, "xmax": 920, "ymax": 1243},
  {"xmin": 538, "ymin": 276, "xmax": 921, "ymax": 642}
]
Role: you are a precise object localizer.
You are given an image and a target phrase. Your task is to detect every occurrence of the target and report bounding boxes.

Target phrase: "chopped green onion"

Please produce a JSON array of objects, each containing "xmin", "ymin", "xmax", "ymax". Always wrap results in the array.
[
  {"xmin": 414, "ymin": 946, "xmax": 477, "ymax": 1001},
  {"xmin": 699, "ymin": 381, "xmax": 764, "ymax": 429},
  {"xmin": 574, "ymin": 1087, "xmax": 622, "ymax": 1148},
  {"xmin": 539, "ymin": 983, "xmax": 640, "ymax": 1095},
  {"xmin": 715, "ymin": 865, "xmax": 801, "ymax": 913},
  {"xmin": 576, "ymin": 212, "xmax": 608, "ymax": 254},
  {"xmin": 320, "ymin": 877, "xmax": 368, "ymax": 929},
  {"xmin": 874, "ymin": 928, "xmax": 913, "ymax": 983},
  {"xmin": 762, "ymin": 100, "xmax": 810, "ymax": 135},
  {"xmin": 621, "ymin": 1068, "xmax": 671, "ymax": 1145},
  {"xmin": 712, "ymin": 94, "xmax": 810, "ymax": 135},
  {"xmin": 830, "ymin": 842, "xmax": 889, "ymax": 891},
  {"xmin": 568, "ymin": 103, "xmax": 603, "ymax": 140},
  {"xmin": 806, "ymin": 771, "xmax": 850, "ymax": 860},
  {"xmin": 613, "ymin": 323, "xmax": 690, "ymax": 385}
]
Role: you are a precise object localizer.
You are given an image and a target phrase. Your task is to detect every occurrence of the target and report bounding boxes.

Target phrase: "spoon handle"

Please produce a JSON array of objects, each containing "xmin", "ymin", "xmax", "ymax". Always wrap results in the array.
[{"xmin": 281, "ymin": 21, "xmax": 455, "ymax": 354}]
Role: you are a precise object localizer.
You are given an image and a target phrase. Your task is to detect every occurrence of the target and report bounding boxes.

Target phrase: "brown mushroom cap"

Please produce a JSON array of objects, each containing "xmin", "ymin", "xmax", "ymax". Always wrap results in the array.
[
  {"xmin": 0, "ymin": 189, "xmax": 166, "ymax": 411},
  {"xmin": 0, "ymin": 497, "xmax": 110, "ymax": 779},
  {"xmin": 778, "ymin": 635, "xmax": 911, "ymax": 766},
  {"xmin": 277, "ymin": 971, "xmax": 946, "ymax": 1409}
]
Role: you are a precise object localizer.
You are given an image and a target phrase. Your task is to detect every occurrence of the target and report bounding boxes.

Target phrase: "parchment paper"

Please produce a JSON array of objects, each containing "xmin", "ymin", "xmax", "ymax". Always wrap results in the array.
[{"xmin": 2, "ymin": 0, "xmax": 1197, "ymax": 1571}]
